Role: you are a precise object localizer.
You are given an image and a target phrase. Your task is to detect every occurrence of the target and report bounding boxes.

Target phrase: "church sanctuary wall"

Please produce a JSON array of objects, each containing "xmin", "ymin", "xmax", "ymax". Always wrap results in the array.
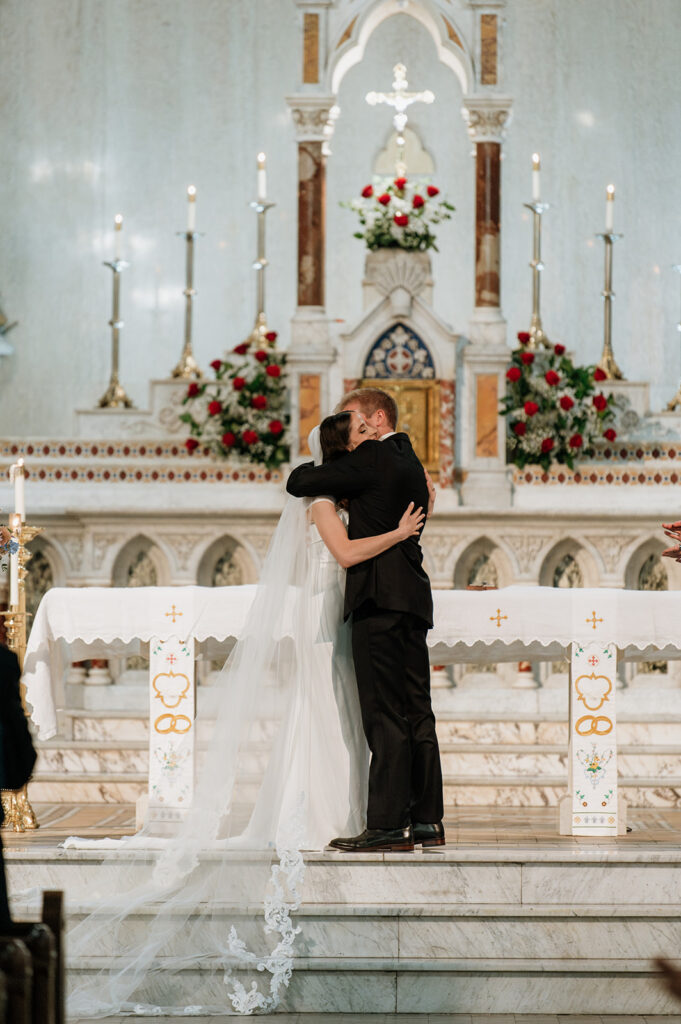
[{"xmin": 1, "ymin": 0, "xmax": 680, "ymax": 438}]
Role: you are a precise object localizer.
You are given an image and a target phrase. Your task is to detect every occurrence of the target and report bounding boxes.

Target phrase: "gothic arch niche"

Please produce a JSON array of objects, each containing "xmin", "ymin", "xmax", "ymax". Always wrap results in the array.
[
  {"xmin": 625, "ymin": 539, "xmax": 673, "ymax": 676},
  {"xmin": 539, "ymin": 540, "xmax": 597, "ymax": 680},
  {"xmin": 197, "ymin": 536, "xmax": 257, "ymax": 588},
  {"xmin": 112, "ymin": 536, "xmax": 171, "ymax": 673},
  {"xmin": 453, "ymin": 537, "xmax": 510, "ymax": 681},
  {"xmin": 363, "ymin": 323, "xmax": 435, "ymax": 380},
  {"xmin": 25, "ymin": 538, "xmax": 63, "ymax": 625},
  {"xmin": 329, "ymin": 0, "xmax": 473, "ymax": 97}
]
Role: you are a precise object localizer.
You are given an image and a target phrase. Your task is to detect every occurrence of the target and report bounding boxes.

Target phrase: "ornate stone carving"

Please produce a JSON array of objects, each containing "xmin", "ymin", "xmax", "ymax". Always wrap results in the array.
[
  {"xmin": 286, "ymin": 94, "xmax": 337, "ymax": 141},
  {"xmin": 364, "ymin": 250, "xmax": 432, "ymax": 302},
  {"xmin": 584, "ymin": 534, "xmax": 637, "ymax": 574},
  {"xmin": 92, "ymin": 534, "xmax": 125, "ymax": 571},
  {"xmin": 461, "ymin": 96, "xmax": 513, "ymax": 143},
  {"xmin": 509, "ymin": 534, "xmax": 549, "ymax": 574},
  {"xmin": 161, "ymin": 532, "xmax": 204, "ymax": 572},
  {"xmin": 60, "ymin": 534, "xmax": 84, "ymax": 572}
]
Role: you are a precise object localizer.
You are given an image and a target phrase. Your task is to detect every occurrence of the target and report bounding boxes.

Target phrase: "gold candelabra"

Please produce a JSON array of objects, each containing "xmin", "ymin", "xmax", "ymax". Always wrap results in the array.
[
  {"xmin": 595, "ymin": 231, "xmax": 625, "ymax": 380},
  {"xmin": 170, "ymin": 226, "xmax": 203, "ymax": 379},
  {"xmin": 97, "ymin": 256, "xmax": 135, "ymax": 408},
  {"xmin": 241, "ymin": 197, "xmax": 276, "ymax": 348},
  {"xmin": 1, "ymin": 507, "xmax": 42, "ymax": 832},
  {"xmin": 523, "ymin": 200, "xmax": 551, "ymax": 349},
  {"xmin": 666, "ymin": 265, "xmax": 681, "ymax": 411}
]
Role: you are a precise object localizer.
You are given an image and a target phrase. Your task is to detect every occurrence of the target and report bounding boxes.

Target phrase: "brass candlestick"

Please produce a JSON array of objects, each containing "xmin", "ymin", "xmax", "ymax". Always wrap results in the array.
[
  {"xmin": 170, "ymin": 229, "xmax": 203, "ymax": 379},
  {"xmin": 1, "ymin": 515, "xmax": 42, "ymax": 832},
  {"xmin": 97, "ymin": 258, "xmax": 135, "ymax": 408},
  {"xmin": 595, "ymin": 231, "xmax": 624, "ymax": 380},
  {"xmin": 523, "ymin": 200, "xmax": 551, "ymax": 349},
  {"xmin": 666, "ymin": 265, "xmax": 681, "ymax": 411},
  {"xmin": 240, "ymin": 198, "xmax": 276, "ymax": 348}
]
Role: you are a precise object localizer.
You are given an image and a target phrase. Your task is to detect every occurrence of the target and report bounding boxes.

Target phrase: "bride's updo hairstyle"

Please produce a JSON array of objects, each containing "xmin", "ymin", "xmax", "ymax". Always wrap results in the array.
[{"xmin": 319, "ymin": 411, "xmax": 352, "ymax": 463}]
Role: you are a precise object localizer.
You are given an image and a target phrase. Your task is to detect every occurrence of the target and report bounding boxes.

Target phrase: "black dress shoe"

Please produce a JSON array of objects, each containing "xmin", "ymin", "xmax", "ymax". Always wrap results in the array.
[
  {"xmin": 328, "ymin": 826, "xmax": 414, "ymax": 852},
  {"xmin": 413, "ymin": 821, "xmax": 446, "ymax": 847}
]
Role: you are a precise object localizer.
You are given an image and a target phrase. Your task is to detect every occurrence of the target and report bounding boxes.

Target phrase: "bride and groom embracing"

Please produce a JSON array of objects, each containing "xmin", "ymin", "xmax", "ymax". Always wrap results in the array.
[{"xmin": 287, "ymin": 385, "xmax": 445, "ymax": 853}]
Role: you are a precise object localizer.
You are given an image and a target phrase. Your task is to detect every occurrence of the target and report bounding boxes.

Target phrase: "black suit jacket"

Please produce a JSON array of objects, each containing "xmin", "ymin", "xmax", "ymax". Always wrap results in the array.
[
  {"xmin": 0, "ymin": 645, "xmax": 36, "ymax": 825},
  {"xmin": 286, "ymin": 433, "xmax": 433, "ymax": 626}
]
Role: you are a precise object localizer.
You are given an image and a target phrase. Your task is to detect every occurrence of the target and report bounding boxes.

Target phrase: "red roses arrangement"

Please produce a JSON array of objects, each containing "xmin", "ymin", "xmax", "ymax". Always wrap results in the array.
[
  {"xmin": 501, "ymin": 331, "xmax": 617, "ymax": 471},
  {"xmin": 181, "ymin": 331, "xmax": 289, "ymax": 469},
  {"xmin": 342, "ymin": 176, "xmax": 454, "ymax": 253}
]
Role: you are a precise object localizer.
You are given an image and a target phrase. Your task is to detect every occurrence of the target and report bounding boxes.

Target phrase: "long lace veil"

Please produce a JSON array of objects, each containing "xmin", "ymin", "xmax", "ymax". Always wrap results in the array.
[{"xmin": 63, "ymin": 434, "xmax": 326, "ymax": 1017}]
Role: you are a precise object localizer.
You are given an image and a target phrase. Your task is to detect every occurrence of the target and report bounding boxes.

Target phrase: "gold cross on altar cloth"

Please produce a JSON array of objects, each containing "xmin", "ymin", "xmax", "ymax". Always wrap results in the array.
[
  {"xmin": 586, "ymin": 611, "xmax": 603, "ymax": 631},
  {"xmin": 490, "ymin": 609, "xmax": 508, "ymax": 628},
  {"xmin": 165, "ymin": 605, "xmax": 183, "ymax": 624}
]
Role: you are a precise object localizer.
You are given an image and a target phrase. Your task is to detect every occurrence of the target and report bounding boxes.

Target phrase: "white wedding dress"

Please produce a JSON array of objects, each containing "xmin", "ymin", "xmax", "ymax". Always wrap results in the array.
[{"xmin": 65, "ymin": 454, "xmax": 369, "ymax": 1017}]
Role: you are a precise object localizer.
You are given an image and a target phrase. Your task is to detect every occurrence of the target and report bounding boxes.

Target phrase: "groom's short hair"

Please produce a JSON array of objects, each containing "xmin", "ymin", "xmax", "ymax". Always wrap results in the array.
[{"xmin": 338, "ymin": 387, "xmax": 398, "ymax": 430}]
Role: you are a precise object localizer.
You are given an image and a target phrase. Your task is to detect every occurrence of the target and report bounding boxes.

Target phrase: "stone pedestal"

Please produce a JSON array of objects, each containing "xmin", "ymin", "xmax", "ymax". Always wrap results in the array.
[
  {"xmin": 76, "ymin": 379, "xmax": 189, "ymax": 439},
  {"xmin": 458, "ymin": 341, "xmax": 512, "ymax": 507}
]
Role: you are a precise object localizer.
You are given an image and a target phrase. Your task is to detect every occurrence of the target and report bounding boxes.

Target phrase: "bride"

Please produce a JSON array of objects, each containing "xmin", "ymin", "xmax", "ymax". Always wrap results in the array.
[{"xmin": 65, "ymin": 414, "xmax": 426, "ymax": 1018}]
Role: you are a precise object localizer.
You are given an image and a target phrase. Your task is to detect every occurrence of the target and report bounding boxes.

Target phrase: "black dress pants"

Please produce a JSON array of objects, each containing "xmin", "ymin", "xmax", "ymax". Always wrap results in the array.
[{"xmin": 351, "ymin": 603, "xmax": 444, "ymax": 830}]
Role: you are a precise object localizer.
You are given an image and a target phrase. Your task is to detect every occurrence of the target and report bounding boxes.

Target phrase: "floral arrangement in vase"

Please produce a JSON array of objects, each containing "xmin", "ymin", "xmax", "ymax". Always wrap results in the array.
[
  {"xmin": 181, "ymin": 331, "xmax": 289, "ymax": 469},
  {"xmin": 500, "ymin": 332, "xmax": 617, "ymax": 471},
  {"xmin": 342, "ymin": 176, "xmax": 454, "ymax": 252}
]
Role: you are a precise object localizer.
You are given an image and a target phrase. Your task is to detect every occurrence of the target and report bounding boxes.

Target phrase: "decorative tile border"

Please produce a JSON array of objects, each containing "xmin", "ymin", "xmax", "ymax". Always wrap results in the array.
[
  {"xmin": 514, "ymin": 463, "xmax": 681, "ymax": 486},
  {"xmin": 0, "ymin": 440, "xmax": 212, "ymax": 460}
]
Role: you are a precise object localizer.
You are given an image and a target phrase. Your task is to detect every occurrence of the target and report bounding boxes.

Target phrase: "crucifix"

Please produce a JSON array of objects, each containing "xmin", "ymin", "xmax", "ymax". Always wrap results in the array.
[{"xmin": 365, "ymin": 63, "xmax": 434, "ymax": 176}]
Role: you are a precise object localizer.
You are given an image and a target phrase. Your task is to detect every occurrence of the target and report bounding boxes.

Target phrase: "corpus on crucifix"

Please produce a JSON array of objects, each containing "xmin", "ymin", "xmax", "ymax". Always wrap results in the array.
[{"xmin": 366, "ymin": 62, "xmax": 434, "ymax": 176}]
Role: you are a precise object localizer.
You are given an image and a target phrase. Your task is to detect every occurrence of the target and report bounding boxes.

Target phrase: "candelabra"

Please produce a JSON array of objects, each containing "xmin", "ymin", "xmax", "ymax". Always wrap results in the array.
[
  {"xmin": 240, "ymin": 197, "xmax": 276, "ymax": 348},
  {"xmin": 523, "ymin": 200, "xmax": 551, "ymax": 349},
  {"xmin": 97, "ymin": 258, "xmax": 135, "ymax": 408},
  {"xmin": 1, "ymin": 513, "xmax": 43, "ymax": 832},
  {"xmin": 170, "ymin": 228, "xmax": 203, "ymax": 379},
  {"xmin": 666, "ymin": 265, "xmax": 681, "ymax": 411},
  {"xmin": 595, "ymin": 231, "xmax": 625, "ymax": 380}
]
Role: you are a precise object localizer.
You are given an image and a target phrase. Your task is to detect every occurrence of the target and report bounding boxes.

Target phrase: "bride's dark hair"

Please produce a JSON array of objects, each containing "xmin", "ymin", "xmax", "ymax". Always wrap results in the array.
[{"xmin": 319, "ymin": 411, "xmax": 352, "ymax": 462}]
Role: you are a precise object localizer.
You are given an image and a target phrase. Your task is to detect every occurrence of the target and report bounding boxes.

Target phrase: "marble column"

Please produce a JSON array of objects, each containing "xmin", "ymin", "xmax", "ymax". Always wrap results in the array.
[
  {"xmin": 285, "ymin": 95, "xmax": 338, "ymax": 460},
  {"xmin": 459, "ymin": 96, "xmax": 513, "ymax": 507}
]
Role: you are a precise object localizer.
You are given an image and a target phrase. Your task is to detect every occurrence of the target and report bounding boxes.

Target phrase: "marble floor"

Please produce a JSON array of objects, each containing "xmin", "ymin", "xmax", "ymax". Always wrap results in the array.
[
  {"xmin": 5, "ymin": 803, "xmax": 681, "ymax": 850},
  {"xmin": 73, "ymin": 1016, "xmax": 681, "ymax": 1023}
]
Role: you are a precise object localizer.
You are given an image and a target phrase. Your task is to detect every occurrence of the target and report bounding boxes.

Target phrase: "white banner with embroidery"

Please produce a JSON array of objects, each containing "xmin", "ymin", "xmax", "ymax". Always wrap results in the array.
[
  {"xmin": 570, "ymin": 640, "xmax": 617, "ymax": 836},
  {"xmin": 148, "ymin": 634, "xmax": 195, "ymax": 824}
]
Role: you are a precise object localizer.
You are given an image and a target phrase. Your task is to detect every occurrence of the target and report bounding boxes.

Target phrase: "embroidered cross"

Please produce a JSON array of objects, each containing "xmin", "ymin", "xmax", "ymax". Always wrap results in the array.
[
  {"xmin": 585, "ymin": 611, "xmax": 603, "ymax": 630},
  {"xmin": 165, "ymin": 605, "xmax": 183, "ymax": 624},
  {"xmin": 166, "ymin": 654, "xmax": 177, "ymax": 666},
  {"xmin": 490, "ymin": 609, "xmax": 508, "ymax": 628},
  {"xmin": 588, "ymin": 655, "xmax": 599, "ymax": 667}
]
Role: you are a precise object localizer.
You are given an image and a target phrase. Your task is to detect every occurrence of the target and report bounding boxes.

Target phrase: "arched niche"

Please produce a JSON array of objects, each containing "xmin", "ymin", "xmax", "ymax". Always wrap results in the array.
[
  {"xmin": 111, "ymin": 535, "xmax": 171, "ymax": 589},
  {"xmin": 25, "ymin": 537, "xmax": 65, "ymax": 623},
  {"xmin": 453, "ymin": 536, "xmax": 511, "ymax": 591},
  {"xmin": 539, "ymin": 539, "xmax": 598, "ymax": 590},
  {"xmin": 625, "ymin": 538, "xmax": 673, "ymax": 676},
  {"xmin": 363, "ymin": 322, "xmax": 436, "ymax": 381},
  {"xmin": 197, "ymin": 536, "xmax": 257, "ymax": 588},
  {"xmin": 329, "ymin": 0, "xmax": 473, "ymax": 96}
]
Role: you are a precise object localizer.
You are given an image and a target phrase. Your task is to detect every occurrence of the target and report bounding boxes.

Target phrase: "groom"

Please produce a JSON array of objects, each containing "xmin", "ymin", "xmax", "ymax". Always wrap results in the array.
[{"xmin": 286, "ymin": 387, "xmax": 444, "ymax": 852}]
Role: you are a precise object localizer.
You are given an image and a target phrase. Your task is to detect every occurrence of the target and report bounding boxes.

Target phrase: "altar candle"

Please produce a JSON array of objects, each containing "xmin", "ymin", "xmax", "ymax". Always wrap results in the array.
[
  {"xmin": 8, "ymin": 513, "xmax": 20, "ymax": 608},
  {"xmin": 10, "ymin": 459, "xmax": 25, "ymax": 521},
  {"xmin": 187, "ymin": 185, "xmax": 196, "ymax": 231},
  {"xmin": 532, "ymin": 153, "xmax": 541, "ymax": 201},
  {"xmin": 257, "ymin": 152, "xmax": 267, "ymax": 202},
  {"xmin": 114, "ymin": 214, "xmax": 123, "ymax": 260},
  {"xmin": 605, "ymin": 184, "xmax": 615, "ymax": 231}
]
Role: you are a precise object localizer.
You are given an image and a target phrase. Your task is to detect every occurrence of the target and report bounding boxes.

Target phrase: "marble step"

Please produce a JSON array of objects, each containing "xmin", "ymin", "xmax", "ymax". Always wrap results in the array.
[{"xmin": 62, "ymin": 707, "xmax": 681, "ymax": 746}]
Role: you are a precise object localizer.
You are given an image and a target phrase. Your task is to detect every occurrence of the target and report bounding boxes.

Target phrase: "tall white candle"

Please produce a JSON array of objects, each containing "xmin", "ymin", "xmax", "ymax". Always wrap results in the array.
[
  {"xmin": 257, "ymin": 152, "xmax": 267, "ymax": 202},
  {"xmin": 8, "ymin": 513, "xmax": 20, "ymax": 608},
  {"xmin": 187, "ymin": 185, "xmax": 196, "ymax": 231},
  {"xmin": 114, "ymin": 214, "xmax": 123, "ymax": 259},
  {"xmin": 605, "ymin": 184, "xmax": 615, "ymax": 231},
  {"xmin": 11, "ymin": 459, "xmax": 25, "ymax": 521},
  {"xmin": 532, "ymin": 153, "xmax": 541, "ymax": 202}
]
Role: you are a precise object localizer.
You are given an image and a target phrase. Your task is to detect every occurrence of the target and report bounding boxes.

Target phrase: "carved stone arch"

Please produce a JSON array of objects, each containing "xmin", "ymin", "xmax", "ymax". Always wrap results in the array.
[
  {"xmin": 329, "ymin": 0, "xmax": 473, "ymax": 96},
  {"xmin": 453, "ymin": 536, "xmax": 512, "ymax": 590},
  {"xmin": 25, "ymin": 536, "xmax": 65, "ymax": 622},
  {"xmin": 197, "ymin": 535, "xmax": 258, "ymax": 587},
  {"xmin": 362, "ymin": 322, "xmax": 436, "ymax": 381},
  {"xmin": 624, "ymin": 537, "xmax": 676, "ymax": 592},
  {"xmin": 539, "ymin": 538, "xmax": 598, "ymax": 589},
  {"xmin": 111, "ymin": 535, "xmax": 171, "ymax": 589}
]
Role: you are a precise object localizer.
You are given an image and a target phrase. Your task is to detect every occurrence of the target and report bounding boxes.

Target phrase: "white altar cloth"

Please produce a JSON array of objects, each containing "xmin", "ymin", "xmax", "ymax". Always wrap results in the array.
[{"xmin": 24, "ymin": 585, "xmax": 681, "ymax": 741}]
